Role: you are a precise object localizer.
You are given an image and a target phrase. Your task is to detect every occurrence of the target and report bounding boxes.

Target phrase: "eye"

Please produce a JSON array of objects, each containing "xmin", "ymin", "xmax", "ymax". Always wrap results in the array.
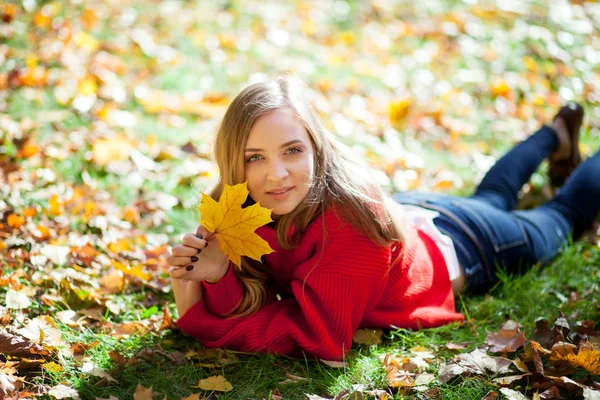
[
  {"xmin": 246, "ymin": 154, "xmax": 262, "ymax": 163},
  {"xmin": 286, "ymin": 147, "xmax": 302, "ymax": 154}
]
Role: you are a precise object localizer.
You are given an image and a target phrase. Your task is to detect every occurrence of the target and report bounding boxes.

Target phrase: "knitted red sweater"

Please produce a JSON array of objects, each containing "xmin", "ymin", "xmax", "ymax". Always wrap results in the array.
[{"xmin": 176, "ymin": 206, "xmax": 464, "ymax": 360}]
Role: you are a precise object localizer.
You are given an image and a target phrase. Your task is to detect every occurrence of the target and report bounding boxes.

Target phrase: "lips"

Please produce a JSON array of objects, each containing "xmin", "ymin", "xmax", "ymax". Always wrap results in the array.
[{"xmin": 266, "ymin": 186, "xmax": 293, "ymax": 194}]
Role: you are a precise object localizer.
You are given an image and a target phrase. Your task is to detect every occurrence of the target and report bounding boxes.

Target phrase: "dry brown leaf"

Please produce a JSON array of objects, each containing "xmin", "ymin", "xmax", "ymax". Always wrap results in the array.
[
  {"xmin": 484, "ymin": 320, "xmax": 526, "ymax": 353},
  {"xmin": 352, "ymin": 328, "xmax": 383, "ymax": 345},
  {"xmin": 446, "ymin": 342, "xmax": 468, "ymax": 350},
  {"xmin": 0, "ymin": 368, "xmax": 17, "ymax": 397},
  {"xmin": 48, "ymin": 384, "xmax": 80, "ymax": 399},
  {"xmin": 481, "ymin": 390, "xmax": 498, "ymax": 400},
  {"xmin": 319, "ymin": 359, "xmax": 347, "ymax": 368},
  {"xmin": 159, "ymin": 303, "xmax": 178, "ymax": 331},
  {"xmin": 499, "ymin": 388, "xmax": 528, "ymax": 400},
  {"xmin": 108, "ymin": 350, "xmax": 128, "ymax": 368},
  {"xmin": 133, "ymin": 384, "xmax": 153, "ymax": 400},
  {"xmin": 0, "ymin": 330, "xmax": 51, "ymax": 358}
]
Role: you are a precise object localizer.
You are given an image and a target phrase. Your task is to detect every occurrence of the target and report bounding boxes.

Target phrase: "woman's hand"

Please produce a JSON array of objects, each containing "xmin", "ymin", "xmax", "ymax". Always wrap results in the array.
[{"xmin": 167, "ymin": 225, "xmax": 230, "ymax": 283}]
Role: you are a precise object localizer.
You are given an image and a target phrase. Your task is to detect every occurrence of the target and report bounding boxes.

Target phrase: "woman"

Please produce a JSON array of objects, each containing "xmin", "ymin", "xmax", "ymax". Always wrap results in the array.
[{"xmin": 167, "ymin": 75, "xmax": 598, "ymax": 360}]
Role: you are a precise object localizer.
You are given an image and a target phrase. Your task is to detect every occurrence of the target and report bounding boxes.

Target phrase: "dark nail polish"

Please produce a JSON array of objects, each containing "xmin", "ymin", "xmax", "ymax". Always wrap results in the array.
[
  {"xmin": 197, "ymin": 248, "xmax": 202, "ymax": 254},
  {"xmin": 191, "ymin": 256, "xmax": 198, "ymax": 262},
  {"xmin": 196, "ymin": 233, "xmax": 203, "ymax": 239},
  {"xmin": 186, "ymin": 265, "xmax": 194, "ymax": 271},
  {"xmin": 205, "ymin": 241, "xmax": 209, "ymax": 247}
]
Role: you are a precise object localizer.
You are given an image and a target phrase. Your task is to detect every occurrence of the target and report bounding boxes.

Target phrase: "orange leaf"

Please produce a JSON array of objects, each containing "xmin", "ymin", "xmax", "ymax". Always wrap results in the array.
[
  {"xmin": 81, "ymin": 8, "xmax": 98, "ymax": 29},
  {"xmin": 550, "ymin": 341, "xmax": 600, "ymax": 374},
  {"xmin": 33, "ymin": 224, "xmax": 50, "ymax": 240},
  {"xmin": 199, "ymin": 182, "xmax": 274, "ymax": 268},
  {"xmin": 23, "ymin": 207, "xmax": 37, "ymax": 218},
  {"xmin": 17, "ymin": 142, "xmax": 40, "ymax": 158},
  {"xmin": 7, "ymin": 214, "xmax": 24, "ymax": 229}
]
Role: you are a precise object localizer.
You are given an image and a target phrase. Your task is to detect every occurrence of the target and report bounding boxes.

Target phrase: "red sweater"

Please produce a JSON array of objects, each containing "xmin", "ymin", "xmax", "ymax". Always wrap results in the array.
[{"xmin": 176, "ymin": 206, "xmax": 464, "ymax": 360}]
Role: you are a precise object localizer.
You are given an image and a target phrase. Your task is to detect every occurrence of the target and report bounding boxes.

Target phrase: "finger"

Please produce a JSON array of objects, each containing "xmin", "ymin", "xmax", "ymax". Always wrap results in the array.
[
  {"xmin": 170, "ymin": 245, "xmax": 199, "ymax": 257},
  {"xmin": 196, "ymin": 225, "xmax": 211, "ymax": 239},
  {"xmin": 195, "ymin": 226, "xmax": 211, "ymax": 247},
  {"xmin": 167, "ymin": 255, "xmax": 199, "ymax": 266},
  {"xmin": 169, "ymin": 264, "xmax": 195, "ymax": 280},
  {"xmin": 182, "ymin": 233, "xmax": 205, "ymax": 249}
]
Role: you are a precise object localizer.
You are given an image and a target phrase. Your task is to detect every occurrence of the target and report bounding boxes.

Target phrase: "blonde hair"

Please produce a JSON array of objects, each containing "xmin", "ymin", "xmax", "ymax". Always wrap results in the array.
[{"xmin": 209, "ymin": 74, "xmax": 406, "ymax": 317}]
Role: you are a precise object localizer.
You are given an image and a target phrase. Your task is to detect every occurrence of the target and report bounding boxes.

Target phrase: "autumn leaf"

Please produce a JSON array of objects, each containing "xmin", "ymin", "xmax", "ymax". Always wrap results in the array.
[
  {"xmin": 199, "ymin": 182, "xmax": 274, "ymax": 268},
  {"xmin": 550, "ymin": 341, "xmax": 600, "ymax": 375},
  {"xmin": 484, "ymin": 320, "xmax": 526, "ymax": 353},
  {"xmin": 193, "ymin": 375, "xmax": 233, "ymax": 392}
]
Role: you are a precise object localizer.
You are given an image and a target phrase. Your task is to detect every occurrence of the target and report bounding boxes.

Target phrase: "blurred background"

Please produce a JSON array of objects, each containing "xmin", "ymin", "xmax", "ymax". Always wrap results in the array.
[{"xmin": 1, "ymin": 0, "xmax": 599, "ymax": 239}]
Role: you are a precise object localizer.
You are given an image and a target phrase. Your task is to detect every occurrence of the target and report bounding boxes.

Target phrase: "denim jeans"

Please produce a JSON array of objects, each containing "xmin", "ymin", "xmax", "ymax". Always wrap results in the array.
[{"xmin": 393, "ymin": 126, "xmax": 600, "ymax": 293}]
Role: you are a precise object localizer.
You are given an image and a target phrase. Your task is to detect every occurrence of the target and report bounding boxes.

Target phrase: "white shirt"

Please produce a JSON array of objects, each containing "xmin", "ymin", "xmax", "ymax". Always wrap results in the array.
[{"xmin": 396, "ymin": 204, "xmax": 461, "ymax": 281}]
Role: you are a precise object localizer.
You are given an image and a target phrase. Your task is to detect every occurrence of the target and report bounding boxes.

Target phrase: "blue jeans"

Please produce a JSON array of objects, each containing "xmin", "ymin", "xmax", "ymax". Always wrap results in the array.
[{"xmin": 393, "ymin": 126, "xmax": 600, "ymax": 293}]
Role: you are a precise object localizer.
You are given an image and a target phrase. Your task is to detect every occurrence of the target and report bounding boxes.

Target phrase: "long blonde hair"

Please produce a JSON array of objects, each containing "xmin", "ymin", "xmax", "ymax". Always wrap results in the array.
[{"xmin": 209, "ymin": 74, "xmax": 406, "ymax": 317}]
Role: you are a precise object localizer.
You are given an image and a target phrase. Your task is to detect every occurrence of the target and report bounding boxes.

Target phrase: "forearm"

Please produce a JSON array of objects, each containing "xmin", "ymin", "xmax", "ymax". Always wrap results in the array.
[{"xmin": 171, "ymin": 278, "xmax": 204, "ymax": 317}]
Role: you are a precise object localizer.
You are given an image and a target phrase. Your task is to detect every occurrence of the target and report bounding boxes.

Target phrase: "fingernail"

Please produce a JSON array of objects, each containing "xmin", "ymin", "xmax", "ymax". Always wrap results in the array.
[
  {"xmin": 196, "ymin": 233, "xmax": 203, "ymax": 239},
  {"xmin": 205, "ymin": 241, "xmax": 209, "ymax": 247},
  {"xmin": 186, "ymin": 265, "xmax": 194, "ymax": 271},
  {"xmin": 191, "ymin": 256, "xmax": 198, "ymax": 262},
  {"xmin": 197, "ymin": 248, "xmax": 202, "ymax": 254}
]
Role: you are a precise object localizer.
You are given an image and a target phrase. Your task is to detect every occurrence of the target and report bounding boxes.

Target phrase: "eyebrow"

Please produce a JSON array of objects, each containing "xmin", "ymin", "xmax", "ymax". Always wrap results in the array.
[{"xmin": 244, "ymin": 140, "xmax": 304, "ymax": 152}]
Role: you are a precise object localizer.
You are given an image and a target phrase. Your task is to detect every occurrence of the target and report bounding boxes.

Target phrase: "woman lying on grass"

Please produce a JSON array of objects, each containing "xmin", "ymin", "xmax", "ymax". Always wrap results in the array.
[{"xmin": 167, "ymin": 75, "xmax": 599, "ymax": 360}]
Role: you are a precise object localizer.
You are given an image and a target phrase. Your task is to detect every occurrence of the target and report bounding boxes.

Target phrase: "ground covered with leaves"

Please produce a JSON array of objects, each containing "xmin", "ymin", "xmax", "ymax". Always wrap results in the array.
[{"xmin": 1, "ymin": 0, "xmax": 600, "ymax": 399}]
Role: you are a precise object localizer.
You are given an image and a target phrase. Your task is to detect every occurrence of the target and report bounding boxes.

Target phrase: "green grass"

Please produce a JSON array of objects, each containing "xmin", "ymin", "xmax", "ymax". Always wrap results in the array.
[{"xmin": 7, "ymin": 241, "xmax": 595, "ymax": 399}]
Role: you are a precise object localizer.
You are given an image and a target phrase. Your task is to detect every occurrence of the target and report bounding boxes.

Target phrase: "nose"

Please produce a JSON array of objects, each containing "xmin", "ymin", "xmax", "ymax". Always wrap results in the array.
[{"xmin": 266, "ymin": 158, "xmax": 289, "ymax": 182}]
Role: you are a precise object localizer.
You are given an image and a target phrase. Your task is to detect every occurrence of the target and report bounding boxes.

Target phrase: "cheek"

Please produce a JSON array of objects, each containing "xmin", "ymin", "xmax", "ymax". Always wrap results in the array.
[
  {"xmin": 303, "ymin": 154, "xmax": 315, "ymax": 183},
  {"xmin": 245, "ymin": 166, "xmax": 261, "ymax": 197}
]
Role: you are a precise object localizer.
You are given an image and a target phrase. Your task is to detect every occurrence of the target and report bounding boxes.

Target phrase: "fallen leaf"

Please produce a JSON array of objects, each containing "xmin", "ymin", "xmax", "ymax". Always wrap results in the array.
[
  {"xmin": 81, "ymin": 362, "xmax": 116, "ymax": 382},
  {"xmin": 16, "ymin": 316, "xmax": 62, "ymax": 347},
  {"xmin": 484, "ymin": 320, "xmax": 526, "ymax": 353},
  {"xmin": 0, "ymin": 331, "xmax": 51, "ymax": 358},
  {"xmin": 0, "ymin": 368, "xmax": 17, "ymax": 397},
  {"xmin": 133, "ymin": 384, "xmax": 153, "ymax": 400},
  {"xmin": 199, "ymin": 182, "xmax": 274, "ymax": 267},
  {"xmin": 193, "ymin": 375, "xmax": 233, "ymax": 392},
  {"xmin": 352, "ymin": 328, "xmax": 383, "ymax": 345},
  {"xmin": 320, "ymin": 359, "xmax": 347, "ymax": 368},
  {"xmin": 446, "ymin": 342, "xmax": 467, "ymax": 350},
  {"xmin": 550, "ymin": 341, "xmax": 600, "ymax": 374},
  {"xmin": 180, "ymin": 394, "xmax": 204, "ymax": 400},
  {"xmin": 159, "ymin": 304, "xmax": 178, "ymax": 331},
  {"xmin": 492, "ymin": 374, "xmax": 529, "ymax": 386},
  {"xmin": 5, "ymin": 289, "xmax": 32, "ymax": 309},
  {"xmin": 499, "ymin": 388, "xmax": 529, "ymax": 400},
  {"xmin": 481, "ymin": 390, "xmax": 498, "ymax": 400},
  {"xmin": 48, "ymin": 384, "xmax": 80, "ymax": 399}
]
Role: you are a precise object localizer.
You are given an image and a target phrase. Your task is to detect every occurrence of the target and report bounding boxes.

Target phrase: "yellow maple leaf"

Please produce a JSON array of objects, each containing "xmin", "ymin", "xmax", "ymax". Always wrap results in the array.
[{"xmin": 199, "ymin": 182, "xmax": 274, "ymax": 268}]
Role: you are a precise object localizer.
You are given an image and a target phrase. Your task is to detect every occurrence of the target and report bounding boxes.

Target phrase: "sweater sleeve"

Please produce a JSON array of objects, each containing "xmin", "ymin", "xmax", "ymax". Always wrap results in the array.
[
  {"xmin": 201, "ymin": 263, "xmax": 244, "ymax": 317},
  {"xmin": 176, "ymin": 210, "xmax": 390, "ymax": 360}
]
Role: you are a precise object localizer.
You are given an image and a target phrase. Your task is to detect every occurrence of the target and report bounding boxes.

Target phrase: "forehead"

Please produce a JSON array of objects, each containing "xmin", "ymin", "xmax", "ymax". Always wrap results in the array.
[{"xmin": 246, "ymin": 108, "xmax": 310, "ymax": 147}]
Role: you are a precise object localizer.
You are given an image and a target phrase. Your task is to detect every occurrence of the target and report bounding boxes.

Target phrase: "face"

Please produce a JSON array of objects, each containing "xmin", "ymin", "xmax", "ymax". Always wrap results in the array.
[{"xmin": 244, "ymin": 108, "xmax": 315, "ymax": 219}]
